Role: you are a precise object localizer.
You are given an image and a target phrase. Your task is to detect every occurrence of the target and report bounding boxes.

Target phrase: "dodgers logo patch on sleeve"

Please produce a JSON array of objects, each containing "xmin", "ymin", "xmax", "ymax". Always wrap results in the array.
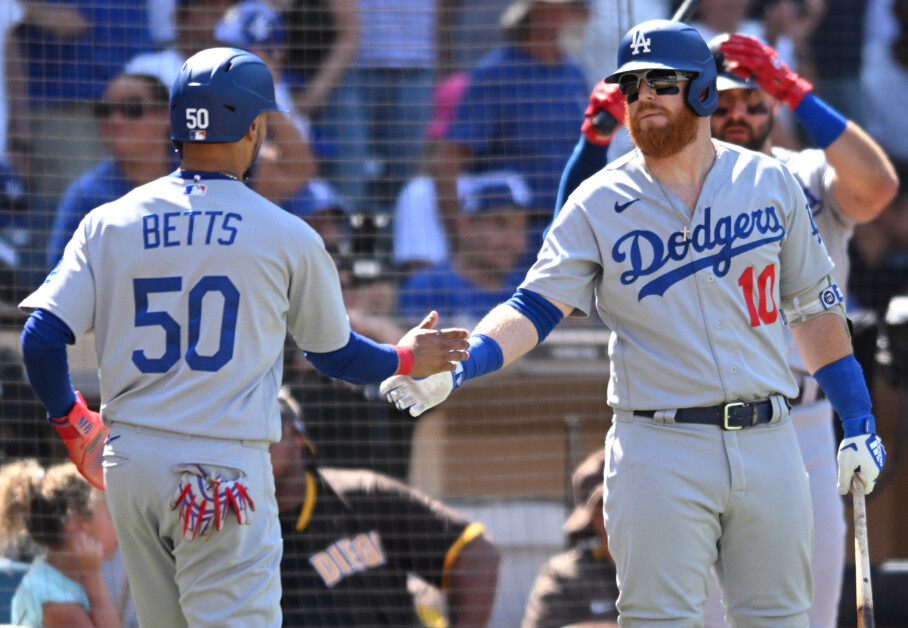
[{"xmin": 820, "ymin": 284, "xmax": 843, "ymax": 309}]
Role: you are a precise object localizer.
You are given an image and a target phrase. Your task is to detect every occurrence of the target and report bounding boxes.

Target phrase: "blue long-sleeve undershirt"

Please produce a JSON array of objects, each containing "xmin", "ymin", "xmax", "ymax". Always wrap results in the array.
[{"xmin": 21, "ymin": 309, "xmax": 77, "ymax": 418}]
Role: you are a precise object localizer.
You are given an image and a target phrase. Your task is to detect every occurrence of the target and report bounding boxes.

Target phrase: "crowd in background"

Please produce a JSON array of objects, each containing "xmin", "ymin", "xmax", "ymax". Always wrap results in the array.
[{"xmin": 0, "ymin": 0, "xmax": 906, "ymax": 626}]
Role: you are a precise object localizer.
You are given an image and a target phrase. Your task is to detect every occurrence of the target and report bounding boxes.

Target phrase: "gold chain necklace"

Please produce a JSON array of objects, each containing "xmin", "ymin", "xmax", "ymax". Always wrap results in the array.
[
  {"xmin": 650, "ymin": 176, "xmax": 693, "ymax": 241},
  {"xmin": 642, "ymin": 141, "xmax": 717, "ymax": 242}
]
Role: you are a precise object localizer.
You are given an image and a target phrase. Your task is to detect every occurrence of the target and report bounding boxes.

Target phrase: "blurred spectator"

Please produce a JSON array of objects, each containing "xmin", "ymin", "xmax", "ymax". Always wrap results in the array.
[
  {"xmin": 434, "ymin": 0, "xmax": 590, "ymax": 252},
  {"xmin": 449, "ymin": 0, "xmax": 513, "ymax": 71},
  {"xmin": 806, "ymin": 0, "xmax": 867, "ymax": 125},
  {"xmin": 281, "ymin": 0, "xmax": 359, "ymax": 118},
  {"xmin": 283, "ymin": 179, "xmax": 417, "ymax": 479},
  {"xmin": 17, "ymin": 0, "xmax": 153, "ymax": 201},
  {"xmin": 45, "ymin": 73, "xmax": 173, "ymax": 269},
  {"xmin": 345, "ymin": 0, "xmax": 459, "ymax": 213},
  {"xmin": 214, "ymin": 0, "xmax": 312, "ymax": 141},
  {"xmin": 393, "ymin": 71, "xmax": 469, "ymax": 272},
  {"xmin": 280, "ymin": 0, "xmax": 362, "ymax": 202},
  {"xmin": 3, "ymin": 0, "xmax": 28, "ymax": 179},
  {"xmin": 850, "ymin": 160, "xmax": 908, "ymax": 316},
  {"xmin": 283, "ymin": 178, "xmax": 398, "ymax": 331},
  {"xmin": 125, "ymin": 0, "xmax": 233, "ymax": 90},
  {"xmin": 146, "ymin": 0, "xmax": 178, "ymax": 48},
  {"xmin": 0, "ymin": 458, "xmax": 42, "ymax": 563},
  {"xmin": 862, "ymin": 0, "xmax": 908, "ymax": 162},
  {"xmin": 398, "ymin": 172, "xmax": 535, "ymax": 328},
  {"xmin": 213, "ymin": 0, "xmax": 319, "ymax": 204},
  {"xmin": 521, "ymin": 450, "xmax": 618, "ymax": 628},
  {"xmin": 2, "ymin": 460, "xmax": 121, "ymax": 627},
  {"xmin": 0, "ymin": 160, "xmax": 32, "ymax": 302},
  {"xmin": 272, "ymin": 387, "xmax": 501, "ymax": 627}
]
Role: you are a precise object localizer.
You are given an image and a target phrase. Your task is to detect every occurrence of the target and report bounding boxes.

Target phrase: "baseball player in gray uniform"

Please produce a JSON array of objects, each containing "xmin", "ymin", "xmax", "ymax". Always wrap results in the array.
[
  {"xmin": 382, "ymin": 20, "xmax": 887, "ymax": 627},
  {"xmin": 17, "ymin": 48, "xmax": 469, "ymax": 628},
  {"xmin": 703, "ymin": 34, "xmax": 898, "ymax": 628}
]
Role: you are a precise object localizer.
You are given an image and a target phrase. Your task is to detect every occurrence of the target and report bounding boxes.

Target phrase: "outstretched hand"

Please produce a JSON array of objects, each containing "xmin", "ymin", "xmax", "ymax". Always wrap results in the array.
[
  {"xmin": 718, "ymin": 34, "xmax": 812, "ymax": 109},
  {"xmin": 396, "ymin": 311, "xmax": 469, "ymax": 379}
]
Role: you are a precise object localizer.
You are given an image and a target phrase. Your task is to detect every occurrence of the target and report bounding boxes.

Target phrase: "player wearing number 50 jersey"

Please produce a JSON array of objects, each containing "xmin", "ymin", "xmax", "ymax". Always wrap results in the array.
[
  {"xmin": 382, "ymin": 21, "xmax": 886, "ymax": 625},
  {"xmin": 17, "ymin": 48, "xmax": 469, "ymax": 628}
]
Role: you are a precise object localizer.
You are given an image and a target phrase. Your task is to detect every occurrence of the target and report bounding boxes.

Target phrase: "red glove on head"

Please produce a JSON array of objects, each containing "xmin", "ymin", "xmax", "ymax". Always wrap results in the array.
[
  {"xmin": 50, "ymin": 392, "xmax": 107, "ymax": 490},
  {"xmin": 718, "ymin": 34, "xmax": 812, "ymax": 109},
  {"xmin": 580, "ymin": 80, "xmax": 626, "ymax": 145}
]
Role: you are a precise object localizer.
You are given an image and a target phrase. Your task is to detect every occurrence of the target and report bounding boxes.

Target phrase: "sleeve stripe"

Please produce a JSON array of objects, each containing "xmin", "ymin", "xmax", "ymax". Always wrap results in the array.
[{"xmin": 441, "ymin": 522, "xmax": 486, "ymax": 591}]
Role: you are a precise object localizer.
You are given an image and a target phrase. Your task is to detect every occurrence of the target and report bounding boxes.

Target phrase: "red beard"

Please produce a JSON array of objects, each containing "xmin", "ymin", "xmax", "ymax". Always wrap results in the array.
[{"xmin": 626, "ymin": 102, "xmax": 699, "ymax": 159}]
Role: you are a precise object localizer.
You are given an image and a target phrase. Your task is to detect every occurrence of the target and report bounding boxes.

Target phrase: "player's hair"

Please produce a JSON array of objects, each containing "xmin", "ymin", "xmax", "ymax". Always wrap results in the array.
[
  {"xmin": 0, "ymin": 458, "xmax": 43, "ymax": 559},
  {"xmin": 0, "ymin": 460, "xmax": 100, "ymax": 551}
]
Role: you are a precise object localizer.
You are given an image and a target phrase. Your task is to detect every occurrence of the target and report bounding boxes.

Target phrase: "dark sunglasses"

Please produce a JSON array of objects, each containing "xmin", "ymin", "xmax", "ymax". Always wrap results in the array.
[
  {"xmin": 713, "ymin": 103, "xmax": 770, "ymax": 117},
  {"xmin": 618, "ymin": 69, "xmax": 694, "ymax": 101},
  {"xmin": 93, "ymin": 99, "xmax": 159, "ymax": 120}
]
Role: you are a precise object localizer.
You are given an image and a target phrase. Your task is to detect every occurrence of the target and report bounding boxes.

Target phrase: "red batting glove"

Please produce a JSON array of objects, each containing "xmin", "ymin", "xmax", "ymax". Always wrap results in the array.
[
  {"xmin": 718, "ymin": 33, "xmax": 813, "ymax": 109},
  {"xmin": 580, "ymin": 80, "xmax": 626, "ymax": 145},
  {"xmin": 49, "ymin": 392, "xmax": 108, "ymax": 490}
]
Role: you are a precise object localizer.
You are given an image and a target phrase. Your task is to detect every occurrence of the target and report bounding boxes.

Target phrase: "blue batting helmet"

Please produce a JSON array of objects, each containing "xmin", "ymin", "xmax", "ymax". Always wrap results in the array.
[
  {"xmin": 606, "ymin": 20, "xmax": 718, "ymax": 117},
  {"xmin": 170, "ymin": 47, "xmax": 283, "ymax": 145}
]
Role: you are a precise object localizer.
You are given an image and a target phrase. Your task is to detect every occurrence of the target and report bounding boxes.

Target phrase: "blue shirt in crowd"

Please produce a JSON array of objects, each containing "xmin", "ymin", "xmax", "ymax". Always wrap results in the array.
[
  {"xmin": 45, "ymin": 159, "xmax": 133, "ymax": 267},
  {"xmin": 21, "ymin": 0, "xmax": 153, "ymax": 104},
  {"xmin": 398, "ymin": 260, "xmax": 528, "ymax": 325},
  {"xmin": 445, "ymin": 45, "xmax": 588, "ymax": 217}
]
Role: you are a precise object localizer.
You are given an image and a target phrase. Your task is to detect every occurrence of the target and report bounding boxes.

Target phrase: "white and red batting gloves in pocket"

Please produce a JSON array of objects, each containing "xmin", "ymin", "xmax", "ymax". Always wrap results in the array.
[
  {"xmin": 49, "ymin": 392, "xmax": 108, "ymax": 490},
  {"xmin": 168, "ymin": 464, "xmax": 255, "ymax": 541}
]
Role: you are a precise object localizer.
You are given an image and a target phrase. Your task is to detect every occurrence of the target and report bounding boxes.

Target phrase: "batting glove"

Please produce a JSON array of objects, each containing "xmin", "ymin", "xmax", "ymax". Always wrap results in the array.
[
  {"xmin": 49, "ymin": 392, "xmax": 108, "ymax": 491},
  {"xmin": 837, "ymin": 416, "xmax": 886, "ymax": 495},
  {"xmin": 580, "ymin": 80, "xmax": 626, "ymax": 145},
  {"xmin": 381, "ymin": 363, "xmax": 464, "ymax": 417},
  {"xmin": 168, "ymin": 464, "xmax": 256, "ymax": 541},
  {"xmin": 718, "ymin": 34, "xmax": 813, "ymax": 109}
]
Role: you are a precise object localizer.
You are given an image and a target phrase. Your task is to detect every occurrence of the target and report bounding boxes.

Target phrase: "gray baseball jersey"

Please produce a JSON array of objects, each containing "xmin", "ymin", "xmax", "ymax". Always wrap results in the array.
[
  {"xmin": 522, "ymin": 140, "xmax": 833, "ymax": 412},
  {"xmin": 20, "ymin": 172, "xmax": 351, "ymax": 442},
  {"xmin": 773, "ymin": 146, "xmax": 854, "ymax": 292}
]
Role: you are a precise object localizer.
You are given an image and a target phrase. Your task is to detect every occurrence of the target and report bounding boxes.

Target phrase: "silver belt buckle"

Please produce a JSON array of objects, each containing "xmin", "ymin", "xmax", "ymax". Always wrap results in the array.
[{"xmin": 723, "ymin": 402, "xmax": 745, "ymax": 430}]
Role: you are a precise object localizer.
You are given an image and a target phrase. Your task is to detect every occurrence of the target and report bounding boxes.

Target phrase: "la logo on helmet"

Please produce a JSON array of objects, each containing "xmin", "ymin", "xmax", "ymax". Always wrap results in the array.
[{"xmin": 630, "ymin": 30, "xmax": 651, "ymax": 55}]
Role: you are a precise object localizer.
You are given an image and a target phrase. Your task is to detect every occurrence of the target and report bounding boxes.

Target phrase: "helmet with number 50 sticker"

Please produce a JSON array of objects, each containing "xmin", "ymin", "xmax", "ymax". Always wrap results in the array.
[{"xmin": 170, "ymin": 47, "xmax": 283, "ymax": 149}]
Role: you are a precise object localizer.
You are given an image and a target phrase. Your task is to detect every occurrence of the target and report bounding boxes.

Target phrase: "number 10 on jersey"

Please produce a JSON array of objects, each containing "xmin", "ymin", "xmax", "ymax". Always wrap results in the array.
[{"xmin": 738, "ymin": 264, "xmax": 778, "ymax": 327}]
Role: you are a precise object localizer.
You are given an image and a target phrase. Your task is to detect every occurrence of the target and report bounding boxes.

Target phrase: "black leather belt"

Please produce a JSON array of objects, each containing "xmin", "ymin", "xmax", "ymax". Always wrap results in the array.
[{"xmin": 635, "ymin": 400, "xmax": 775, "ymax": 430}]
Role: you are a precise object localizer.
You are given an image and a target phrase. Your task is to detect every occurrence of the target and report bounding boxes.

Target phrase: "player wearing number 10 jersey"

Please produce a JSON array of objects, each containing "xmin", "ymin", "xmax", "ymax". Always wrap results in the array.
[{"xmin": 17, "ymin": 48, "xmax": 468, "ymax": 628}]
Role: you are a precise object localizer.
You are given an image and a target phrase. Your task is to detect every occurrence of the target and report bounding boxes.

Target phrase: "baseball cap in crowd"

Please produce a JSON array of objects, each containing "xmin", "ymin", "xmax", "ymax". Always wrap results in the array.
[
  {"xmin": 281, "ymin": 179, "xmax": 351, "ymax": 220},
  {"xmin": 500, "ymin": 0, "xmax": 591, "ymax": 36},
  {"xmin": 214, "ymin": 0, "xmax": 286, "ymax": 50},
  {"xmin": 278, "ymin": 386, "xmax": 317, "ymax": 452},
  {"xmin": 425, "ymin": 71, "xmax": 469, "ymax": 141},
  {"xmin": 709, "ymin": 34, "xmax": 760, "ymax": 92},
  {"xmin": 563, "ymin": 449, "xmax": 605, "ymax": 535},
  {"xmin": 459, "ymin": 172, "xmax": 534, "ymax": 215}
]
